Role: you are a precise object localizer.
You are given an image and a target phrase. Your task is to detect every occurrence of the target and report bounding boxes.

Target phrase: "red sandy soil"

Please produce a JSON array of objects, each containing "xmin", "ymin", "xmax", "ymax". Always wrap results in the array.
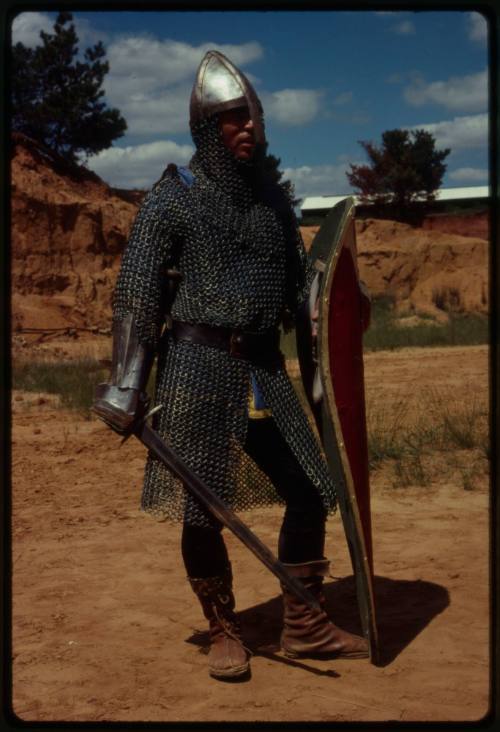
[
  {"xmin": 9, "ymin": 132, "xmax": 490, "ymax": 724},
  {"xmin": 10, "ymin": 343, "xmax": 489, "ymax": 724}
]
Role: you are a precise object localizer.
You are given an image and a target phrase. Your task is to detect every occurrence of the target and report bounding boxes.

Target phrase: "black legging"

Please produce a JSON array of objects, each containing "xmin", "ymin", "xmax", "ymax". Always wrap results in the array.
[{"xmin": 182, "ymin": 416, "xmax": 327, "ymax": 578}]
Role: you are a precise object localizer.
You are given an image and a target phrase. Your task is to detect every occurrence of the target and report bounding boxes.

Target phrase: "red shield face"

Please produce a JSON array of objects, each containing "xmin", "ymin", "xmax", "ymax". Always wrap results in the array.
[
  {"xmin": 316, "ymin": 199, "xmax": 373, "ymax": 571},
  {"xmin": 299, "ymin": 197, "xmax": 378, "ymax": 663}
]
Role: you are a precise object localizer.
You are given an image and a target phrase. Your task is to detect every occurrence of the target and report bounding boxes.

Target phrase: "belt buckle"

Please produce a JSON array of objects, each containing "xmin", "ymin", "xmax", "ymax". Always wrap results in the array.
[{"xmin": 229, "ymin": 331, "xmax": 245, "ymax": 359}]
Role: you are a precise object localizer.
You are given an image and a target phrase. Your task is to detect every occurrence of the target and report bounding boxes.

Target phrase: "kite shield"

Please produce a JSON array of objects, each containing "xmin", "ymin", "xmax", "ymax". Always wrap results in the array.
[{"xmin": 301, "ymin": 197, "xmax": 378, "ymax": 663}]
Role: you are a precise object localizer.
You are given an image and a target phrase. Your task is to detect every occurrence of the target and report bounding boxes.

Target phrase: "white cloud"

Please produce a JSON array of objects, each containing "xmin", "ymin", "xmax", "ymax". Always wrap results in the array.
[
  {"xmin": 11, "ymin": 11, "xmax": 53, "ymax": 47},
  {"xmin": 107, "ymin": 83, "xmax": 323, "ymax": 140},
  {"xmin": 108, "ymin": 84, "xmax": 192, "ymax": 136},
  {"xmin": 409, "ymin": 114, "xmax": 488, "ymax": 151},
  {"xmin": 11, "ymin": 12, "xmax": 107, "ymax": 50},
  {"xmin": 104, "ymin": 36, "xmax": 264, "ymax": 136},
  {"xmin": 86, "ymin": 139, "xmax": 194, "ymax": 189},
  {"xmin": 107, "ymin": 36, "xmax": 262, "ymax": 88},
  {"xmin": 467, "ymin": 11, "xmax": 487, "ymax": 43},
  {"xmin": 448, "ymin": 167, "xmax": 489, "ymax": 183},
  {"xmin": 10, "ymin": 13, "xmax": 321, "ymax": 136},
  {"xmin": 282, "ymin": 163, "xmax": 354, "ymax": 199},
  {"xmin": 404, "ymin": 69, "xmax": 487, "ymax": 113},
  {"xmin": 392, "ymin": 20, "xmax": 415, "ymax": 35},
  {"xmin": 262, "ymin": 89, "xmax": 324, "ymax": 126},
  {"xmin": 10, "ymin": 15, "xmax": 320, "ymax": 138}
]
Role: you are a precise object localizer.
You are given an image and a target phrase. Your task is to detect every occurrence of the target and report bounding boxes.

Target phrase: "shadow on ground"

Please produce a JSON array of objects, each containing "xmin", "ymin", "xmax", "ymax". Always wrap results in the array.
[{"xmin": 186, "ymin": 574, "xmax": 449, "ymax": 670}]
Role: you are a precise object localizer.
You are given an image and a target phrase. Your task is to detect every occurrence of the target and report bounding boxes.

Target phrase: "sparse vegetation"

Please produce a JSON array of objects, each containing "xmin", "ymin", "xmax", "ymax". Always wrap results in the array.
[
  {"xmin": 280, "ymin": 296, "xmax": 488, "ymax": 358},
  {"xmin": 12, "ymin": 357, "xmax": 160, "ymax": 416},
  {"xmin": 366, "ymin": 388, "xmax": 489, "ymax": 488},
  {"xmin": 363, "ymin": 296, "xmax": 488, "ymax": 351},
  {"xmin": 13, "ymin": 341, "xmax": 489, "ymax": 494},
  {"xmin": 12, "ymin": 358, "xmax": 107, "ymax": 415},
  {"xmin": 365, "ymin": 396, "xmax": 409, "ymax": 466}
]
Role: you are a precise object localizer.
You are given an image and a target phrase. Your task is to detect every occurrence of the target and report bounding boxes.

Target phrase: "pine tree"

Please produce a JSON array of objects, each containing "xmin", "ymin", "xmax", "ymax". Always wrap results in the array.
[{"xmin": 11, "ymin": 11, "xmax": 126, "ymax": 164}]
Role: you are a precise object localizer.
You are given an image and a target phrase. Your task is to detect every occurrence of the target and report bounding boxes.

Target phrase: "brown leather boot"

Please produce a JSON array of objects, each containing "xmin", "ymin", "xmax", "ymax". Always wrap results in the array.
[
  {"xmin": 189, "ymin": 566, "xmax": 251, "ymax": 679},
  {"xmin": 280, "ymin": 559, "xmax": 369, "ymax": 659}
]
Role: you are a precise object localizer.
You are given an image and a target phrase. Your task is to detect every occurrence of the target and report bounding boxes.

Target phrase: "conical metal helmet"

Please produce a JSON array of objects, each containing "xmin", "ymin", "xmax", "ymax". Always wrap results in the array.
[{"xmin": 190, "ymin": 50, "xmax": 265, "ymax": 146}]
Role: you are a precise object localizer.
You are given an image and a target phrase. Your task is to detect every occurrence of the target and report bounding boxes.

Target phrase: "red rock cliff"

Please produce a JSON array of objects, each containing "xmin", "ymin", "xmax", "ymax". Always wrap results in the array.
[
  {"xmin": 11, "ymin": 134, "xmax": 488, "ymax": 333},
  {"xmin": 11, "ymin": 133, "xmax": 142, "ymax": 331}
]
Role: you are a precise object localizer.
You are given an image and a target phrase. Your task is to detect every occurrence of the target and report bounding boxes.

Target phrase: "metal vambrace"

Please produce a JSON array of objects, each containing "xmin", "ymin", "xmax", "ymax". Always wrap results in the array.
[{"xmin": 93, "ymin": 313, "xmax": 154, "ymax": 433}]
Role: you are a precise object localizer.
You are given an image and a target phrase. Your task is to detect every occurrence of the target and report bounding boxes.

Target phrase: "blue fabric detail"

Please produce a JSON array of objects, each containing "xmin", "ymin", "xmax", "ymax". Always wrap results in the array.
[
  {"xmin": 250, "ymin": 374, "xmax": 268, "ymax": 410},
  {"xmin": 177, "ymin": 166, "xmax": 195, "ymax": 189}
]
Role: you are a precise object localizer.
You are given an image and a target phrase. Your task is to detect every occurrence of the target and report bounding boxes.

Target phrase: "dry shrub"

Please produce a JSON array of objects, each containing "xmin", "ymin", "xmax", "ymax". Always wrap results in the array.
[{"xmin": 367, "ymin": 386, "xmax": 489, "ymax": 488}]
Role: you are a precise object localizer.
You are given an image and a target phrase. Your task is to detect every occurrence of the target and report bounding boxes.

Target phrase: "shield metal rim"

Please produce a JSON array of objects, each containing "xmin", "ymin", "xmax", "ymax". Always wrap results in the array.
[{"xmin": 316, "ymin": 196, "xmax": 379, "ymax": 664}]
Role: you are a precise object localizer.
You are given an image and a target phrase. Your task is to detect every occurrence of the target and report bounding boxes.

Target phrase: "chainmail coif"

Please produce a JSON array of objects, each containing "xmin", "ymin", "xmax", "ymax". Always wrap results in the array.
[{"xmin": 113, "ymin": 114, "xmax": 338, "ymax": 527}]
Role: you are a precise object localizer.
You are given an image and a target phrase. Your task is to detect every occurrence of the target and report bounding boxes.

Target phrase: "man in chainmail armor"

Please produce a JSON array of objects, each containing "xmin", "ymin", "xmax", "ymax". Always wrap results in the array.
[{"xmin": 94, "ymin": 51, "xmax": 367, "ymax": 680}]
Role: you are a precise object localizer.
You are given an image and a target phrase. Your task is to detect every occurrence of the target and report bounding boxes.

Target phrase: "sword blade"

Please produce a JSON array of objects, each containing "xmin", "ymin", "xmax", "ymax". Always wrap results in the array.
[{"xmin": 135, "ymin": 421, "xmax": 321, "ymax": 614}]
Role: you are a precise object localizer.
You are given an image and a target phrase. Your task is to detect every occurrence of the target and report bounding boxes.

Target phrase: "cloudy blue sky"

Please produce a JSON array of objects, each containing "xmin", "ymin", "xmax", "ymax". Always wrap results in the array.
[{"xmin": 11, "ymin": 9, "xmax": 489, "ymax": 199}]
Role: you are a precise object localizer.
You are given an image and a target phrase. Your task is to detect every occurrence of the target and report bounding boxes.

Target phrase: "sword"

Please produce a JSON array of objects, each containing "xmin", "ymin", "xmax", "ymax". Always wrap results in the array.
[{"xmin": 125, "ymin": 409, "xmax": 321, "ymax": 614}]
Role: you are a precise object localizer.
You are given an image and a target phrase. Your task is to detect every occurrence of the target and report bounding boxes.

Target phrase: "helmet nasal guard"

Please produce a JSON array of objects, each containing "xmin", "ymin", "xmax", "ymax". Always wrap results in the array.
[{"xmin": 190, "ymin": 50, "xmax": 265, "ymax": 146}]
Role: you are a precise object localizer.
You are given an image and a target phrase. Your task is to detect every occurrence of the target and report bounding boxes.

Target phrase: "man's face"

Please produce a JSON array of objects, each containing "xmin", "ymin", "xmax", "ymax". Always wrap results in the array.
[{"xmin": 218, "ymin": 107, "xmax": 256, "ymax": 161}]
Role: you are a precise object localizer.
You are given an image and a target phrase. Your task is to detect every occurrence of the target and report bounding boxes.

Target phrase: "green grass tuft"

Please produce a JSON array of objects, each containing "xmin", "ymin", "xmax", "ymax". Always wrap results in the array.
[
  {"xmin": 12, "ymin": 358, "xmax": 108, "ymax": 415},
  {"xmin": 366, "ymin": 396, "xmax": 408, "ymax": 468},
  {"xmin": 280, "ymin": 296, "xmax": 488, "ymax": 359},
  {"xmin": 366, "ymin": 389, "xmax": 489, "ymax": 488},
  {"xmin": 363, "ymin": 296, "xmax": 488, "ymax": 351},
  {"xmin": 12, "ymin": 356, "xmax": 488, "ymax": 493}
]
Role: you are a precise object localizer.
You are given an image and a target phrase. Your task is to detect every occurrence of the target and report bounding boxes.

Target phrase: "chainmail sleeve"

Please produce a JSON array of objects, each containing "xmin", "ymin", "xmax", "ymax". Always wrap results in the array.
[
  {"xmin": 113, "ymin": 182, "xmax": 178, "ymax": 349},
  {"xmin": 282, "ymin": 208, "xmax": 315, "ymax": 322},
  {"xmin": 294, "ymin": 224, "xmax": 315, "ymax": 312}
]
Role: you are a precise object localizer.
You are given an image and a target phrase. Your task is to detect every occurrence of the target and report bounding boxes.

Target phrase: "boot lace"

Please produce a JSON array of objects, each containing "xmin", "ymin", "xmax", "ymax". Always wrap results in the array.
[{"xmin": 213, "ymin": 599, "xmax": 253, "ymax": 657}]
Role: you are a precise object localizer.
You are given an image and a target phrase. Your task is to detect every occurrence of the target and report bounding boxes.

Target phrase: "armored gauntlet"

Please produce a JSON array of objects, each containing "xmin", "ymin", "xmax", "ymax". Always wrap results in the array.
[{"xmin": 93, "ymin": 313, "xmax": 154, "ymax": 433}]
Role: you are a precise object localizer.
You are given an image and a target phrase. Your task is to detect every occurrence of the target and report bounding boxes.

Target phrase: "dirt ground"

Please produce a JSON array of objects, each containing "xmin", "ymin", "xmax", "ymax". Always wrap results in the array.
[{"xmin": 10, "ymin": 343, "xmax": 490, "ymax": 724}]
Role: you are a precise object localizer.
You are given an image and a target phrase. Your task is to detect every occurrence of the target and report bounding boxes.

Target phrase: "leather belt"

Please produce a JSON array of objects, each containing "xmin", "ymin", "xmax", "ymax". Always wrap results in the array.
[{"xmin": 171, "ymin": 320, "xmax": 282, "ymax": 362}]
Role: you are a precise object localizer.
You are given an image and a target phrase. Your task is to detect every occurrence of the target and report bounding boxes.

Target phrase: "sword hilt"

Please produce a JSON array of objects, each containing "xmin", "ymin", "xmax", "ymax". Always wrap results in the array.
[{"xmin": 120, "ymin": 404, "xmax": 164, "ymax": 445}]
